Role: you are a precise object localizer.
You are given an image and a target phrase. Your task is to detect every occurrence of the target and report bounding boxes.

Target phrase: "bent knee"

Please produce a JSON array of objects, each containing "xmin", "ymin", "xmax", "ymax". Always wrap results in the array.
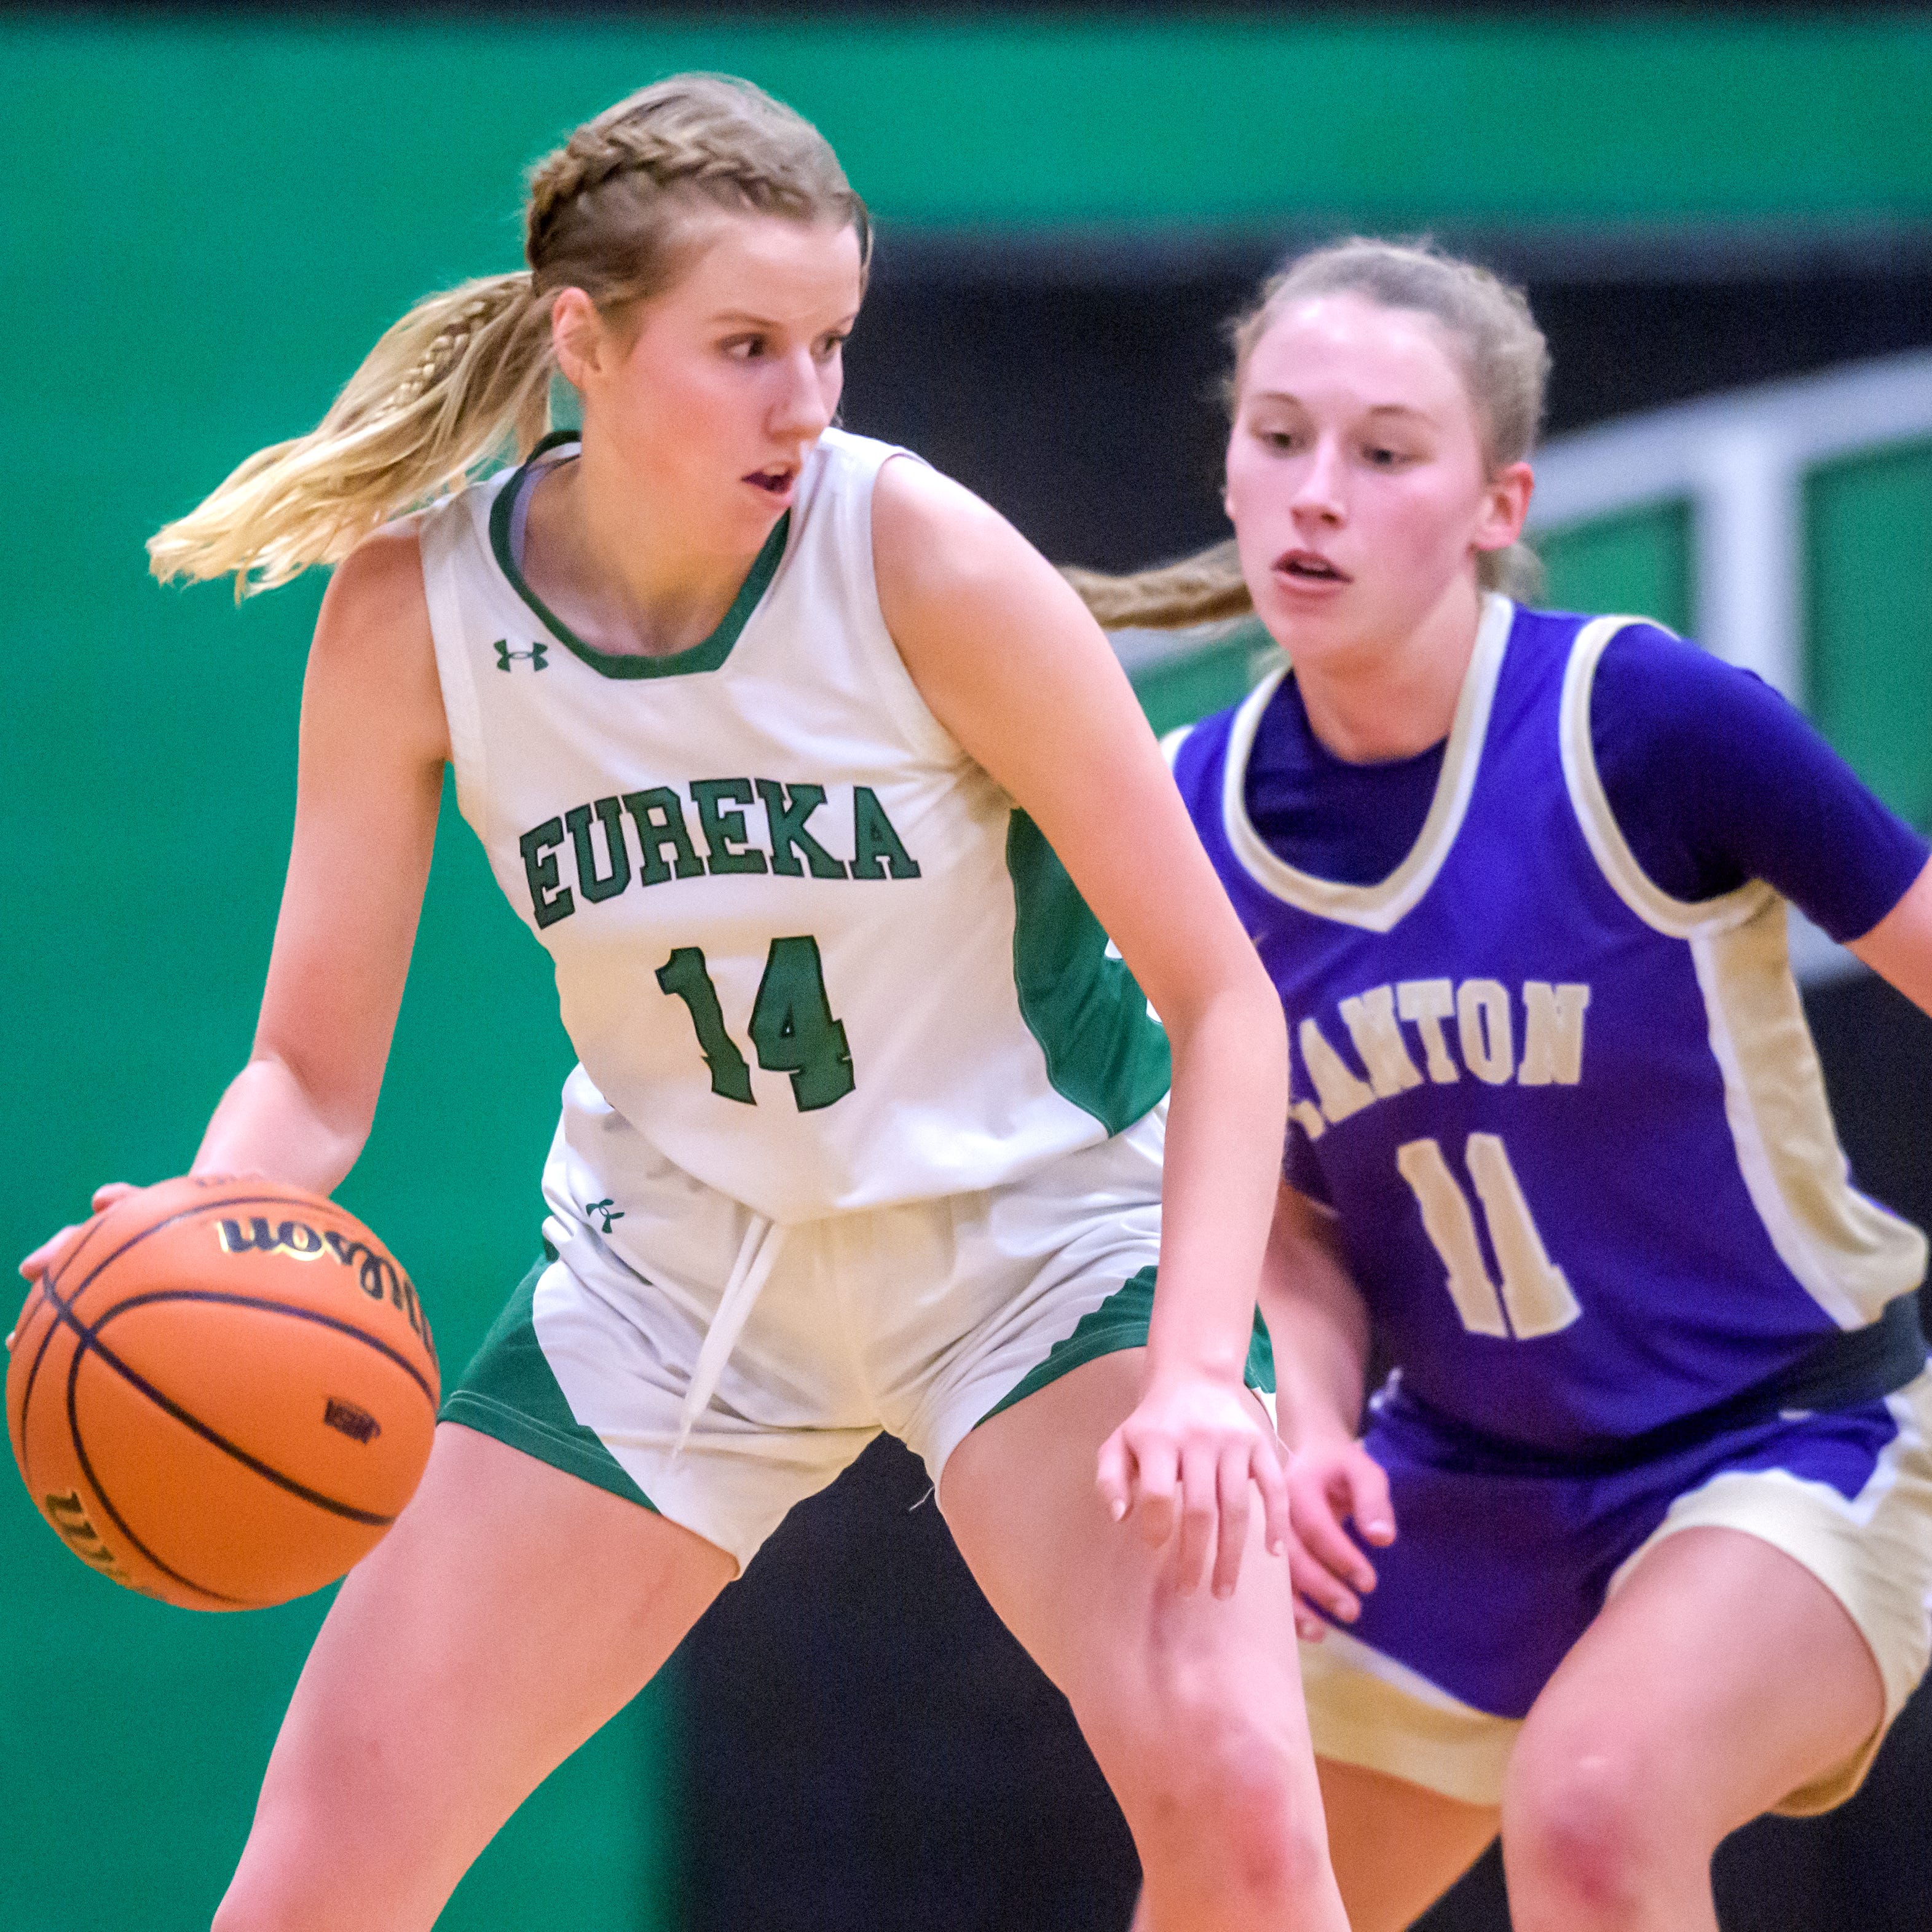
[
  {"xmin": 1502, "ymin": 1733, "xmax": 1704, "ymax": 1917},
  {"xmin": 1143, "ymin": 1772, "xmax": 1331, "ymax": 1911},
  {"xmin": 1106, "ymin": 1679, "xmax": 1328, "ymax": 1899}
]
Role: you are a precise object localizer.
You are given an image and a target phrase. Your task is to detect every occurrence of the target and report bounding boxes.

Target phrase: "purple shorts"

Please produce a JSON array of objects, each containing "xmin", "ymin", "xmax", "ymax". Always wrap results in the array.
[{"xmin": 1298, "ymin": 1371, "xmax": 1932, "ymax": 1812}]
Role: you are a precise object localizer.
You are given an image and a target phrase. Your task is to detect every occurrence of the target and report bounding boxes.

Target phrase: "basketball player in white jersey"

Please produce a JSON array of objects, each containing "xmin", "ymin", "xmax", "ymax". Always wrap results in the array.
[{"xmin": 22, "ymin": 77, "xmax": 1348, "ymax": 1931}]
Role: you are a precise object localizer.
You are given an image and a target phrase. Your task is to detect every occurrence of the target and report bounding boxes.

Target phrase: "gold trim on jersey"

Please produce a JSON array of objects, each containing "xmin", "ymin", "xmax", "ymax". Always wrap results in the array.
[
  {"xmin": 1558, "ymin": 615, "xmax": 1770, "ymax": 939},
  {"xmin": 1559, "ymin": 615, "xmax": 1926, "ymax": 1331},
  {"xmin": 1219, "ymin": 593, "xmax": 1514, "ymax": 932},
  {"xmin": 1299, "ymin": 1625, "xmax": 1519, "ymax": 1807},
  {"xmin": 1692, "ymin": 907, "xmax": 1926, "ymax": 1327}
]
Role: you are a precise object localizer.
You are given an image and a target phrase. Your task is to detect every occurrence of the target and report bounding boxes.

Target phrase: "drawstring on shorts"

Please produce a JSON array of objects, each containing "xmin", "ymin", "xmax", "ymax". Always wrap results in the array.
[{"xmin": 673, "ymin": 1213, "xmax": 788, "ymax": 1456}]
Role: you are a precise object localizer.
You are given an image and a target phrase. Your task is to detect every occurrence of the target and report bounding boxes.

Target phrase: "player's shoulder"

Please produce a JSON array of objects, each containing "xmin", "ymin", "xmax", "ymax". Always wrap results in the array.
[
  {"xmin": 1161, "ymin": 694, "xmax": 1244, "ymax": 808},
  {"xmin": 813, "ymin": 425, "xmax": 930, "ymax": 515},
  {"xmin": 1569, "ymin": 609, "xmax": 1788, "ymax": 727},
  {"xmin": 815, "ymin": 424, "xmax": 907, "ymax": 470},
  {"xmin": 864, "ymin": 433, "xmax": 982, "ymax": 534},
  {"xmin": 406, "ymin": 459, "xmax": 523, "ymax": 575},
  {"xmin": 1508, "ymin": 601, "xmax": 1768, "ymax": 719},
  {"xmin": 869, "ymin": 439, "xmax": 1050, "ymax": 621},
  {"xmin": 1500, "ymin": 599, "xmax": 1620, "ymax": 664},
  {"xmin": 1514, "ymin": 601, "xmax": 1713, "ymax": 678},
  {"xmin": 324, "ymin": 522, "xmax": 430, "ymax": 628},
  {"xmin": 310, "ymin": 524, "xmax": 438, "ymax": 722}
]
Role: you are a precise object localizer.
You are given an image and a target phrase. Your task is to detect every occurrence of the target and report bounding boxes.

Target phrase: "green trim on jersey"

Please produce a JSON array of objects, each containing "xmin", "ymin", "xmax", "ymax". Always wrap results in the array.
[
  {"xmin": 440, "ymin": 1250, "xmax": 660, "ymax": 1513},
  {"xmin": 1006, "ymin": 810, "xmax": 1172, "ymax": 1132},
  {"xmin": 488, "ymin": 434, "xmax": 789, "ymax": 680},
  {"xmin": 977, "ymin": 1265, "xmax": 1276, "ymax": 1426}
]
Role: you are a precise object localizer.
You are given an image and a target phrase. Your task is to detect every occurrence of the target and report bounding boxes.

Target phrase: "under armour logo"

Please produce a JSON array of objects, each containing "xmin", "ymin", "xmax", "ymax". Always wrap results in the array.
[
  {"xmin": 586, "ymin": 1199, "xmax": 624, "ymax": 1234},
  {"xmin": 494, "ymin": 639, "xmax": 548, "ymax": 672}
]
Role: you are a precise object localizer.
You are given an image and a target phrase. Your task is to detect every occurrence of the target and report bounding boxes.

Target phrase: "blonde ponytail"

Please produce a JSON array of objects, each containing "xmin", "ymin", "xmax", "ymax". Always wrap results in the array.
[
  {"xmin": 152, "ymin": 74, "xmax": 868, "ymax": 597},
  {"xmin": 1062, "ymin": 540, "xmax": 1253, "ymax": 632},
  {"xmin": 150, "ymin": 275, "xmax": 551, "ymax": 595}
]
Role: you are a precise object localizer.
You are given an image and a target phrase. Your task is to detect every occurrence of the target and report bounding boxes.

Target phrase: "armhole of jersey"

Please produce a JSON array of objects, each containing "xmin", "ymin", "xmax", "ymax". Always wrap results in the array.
[
  {"xmin": 415, "ymin": 492, "xmax": 490, "ymax": 840},
  {"xmin": 1556, "ymin": 615, "xmax": 1772, "ymax": 939},
  {"xmin": 1562, "ymin": 617, "xmax": 1926, "ymax": 1326},
  {"xmin": 1688, "ymin": 896, "xmax": 1927, "ymax": 1328},
  {"xmin": 831, "ymin": 438, "xmax": 963, "ymax": 768},
  {"xmin": 1159, "ymin": 722, "xmax": 1195, "ymax": 771}
]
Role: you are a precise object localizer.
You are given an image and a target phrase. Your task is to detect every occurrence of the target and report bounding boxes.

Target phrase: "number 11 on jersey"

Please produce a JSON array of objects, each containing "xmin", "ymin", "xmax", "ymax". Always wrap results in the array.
[{"xmin": 1395, "ymin": 1134, "xmax": 1581, "ymax": 1339}]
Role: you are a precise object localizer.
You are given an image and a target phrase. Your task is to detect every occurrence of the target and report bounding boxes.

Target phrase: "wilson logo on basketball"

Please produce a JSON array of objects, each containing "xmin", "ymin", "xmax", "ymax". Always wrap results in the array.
[
  {"xmin": 322, "ymin": 1397, "xmax": 382, "ymax": 1445},
  {"xmin": 215, "ymin": 1218, "xmax": 436, "ymax": 1360},
  {"xmin": 42, "ymin": 1490, "xmax": 160, "ymax": 1598}
]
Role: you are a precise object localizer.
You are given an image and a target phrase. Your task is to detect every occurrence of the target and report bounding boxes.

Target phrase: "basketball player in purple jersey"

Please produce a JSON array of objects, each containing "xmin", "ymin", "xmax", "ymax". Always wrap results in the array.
[{"xmin": 1072, "ymin": 240, "xmax": 1932, "ymax": 1931}]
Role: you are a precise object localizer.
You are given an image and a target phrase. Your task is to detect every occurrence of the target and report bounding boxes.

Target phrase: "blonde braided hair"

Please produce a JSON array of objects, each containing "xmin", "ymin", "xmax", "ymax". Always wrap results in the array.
[
  {"xmin": 1062, "ymin": 540, "xmax": 1253, "ymax": 633},
  {"xmin": 151, "ymin": 75, "xmax": 867, "ymax": 596},
  {"xmin": 1066, "ymin": 238, "xmax": 1550, "ymax": 630}
]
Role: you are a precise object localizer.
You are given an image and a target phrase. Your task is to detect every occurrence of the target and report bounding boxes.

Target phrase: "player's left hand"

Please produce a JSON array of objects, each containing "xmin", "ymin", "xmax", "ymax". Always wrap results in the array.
[
  {"xmin": 17, "ymin": 1182, "xmax": 141, "ymax": 1286},
  {"xmin": 1095, "ymin": 1370, "xmax": 1291, "ymax": 1599}
]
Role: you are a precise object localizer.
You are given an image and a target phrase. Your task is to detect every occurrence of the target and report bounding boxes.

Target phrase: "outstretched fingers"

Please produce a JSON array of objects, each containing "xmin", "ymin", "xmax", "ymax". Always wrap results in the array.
[
  {"xmin": 17, "ymin": 1183, "xmax": 136, "ymax": 1284},
  {"xmin": 1176, "ymin": 1442, "xmax": 1221, "ymax": 1591},
  {"xmin": 1209, "ymin": 1443, "xmax": 1254, "ymax": 1599},
  {"xmin": 1097, "ymin": 1382, "xmax": 1295, "ymax": 1600},
  {"xmin": 1284, "ymin": 1446, "xmax": 1393, "ymax": 1626},
  {"xmin": 1344, "ymin": 1451, "xmax": 1396, "ymax": 1548}
]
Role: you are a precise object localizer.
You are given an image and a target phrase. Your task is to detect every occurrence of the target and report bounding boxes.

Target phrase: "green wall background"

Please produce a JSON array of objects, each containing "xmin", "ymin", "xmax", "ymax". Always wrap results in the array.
[
  {"xmin": 7, "ymin": 11, "xmax": 1931, "ymax": 261},
  {"xmin": 1810, "ymin": 446, "xmax": 1932, "ymax": 830},
  {"xmin": 2, "ymin": 14, "xmax": 1926, "ymax": 1930}
]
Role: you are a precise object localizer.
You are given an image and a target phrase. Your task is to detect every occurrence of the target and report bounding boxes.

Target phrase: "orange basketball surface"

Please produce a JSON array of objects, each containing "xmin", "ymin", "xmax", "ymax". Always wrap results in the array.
[{"xmin": 7, "ymin": 1176, "xmax": 438, "ymax": 1609}]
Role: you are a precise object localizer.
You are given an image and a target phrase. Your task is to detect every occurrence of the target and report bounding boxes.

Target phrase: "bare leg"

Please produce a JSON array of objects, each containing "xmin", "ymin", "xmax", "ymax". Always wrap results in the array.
[
  {"xmin": 1128, "ymin": 1759, "xmax": 1497, "ymax": 1932},
  {"xmin": 215, "ymin": 1424, "xmax": 735, "ymax": 1932},
  {"xmin": 942, "ymin": 1351, "xmax": 1349, "ymax": 1932},
  {"xmin": 1317, "ymin": 1760, "xmax": 1499, "ymax": 1931},
  {"xmin": 1501, "ymin": 1526, "xmax": 1885, "ymax": 1932}
]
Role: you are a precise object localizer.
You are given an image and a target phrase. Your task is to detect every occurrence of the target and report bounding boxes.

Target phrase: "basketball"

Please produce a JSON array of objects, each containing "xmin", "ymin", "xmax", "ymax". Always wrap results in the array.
[{"xmin": 7, "ymin": 1175, "xmax": 438, "ymax": 1611}]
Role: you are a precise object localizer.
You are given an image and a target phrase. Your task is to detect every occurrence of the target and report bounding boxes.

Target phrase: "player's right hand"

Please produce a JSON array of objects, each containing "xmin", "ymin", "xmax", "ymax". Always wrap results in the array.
[
  {"xmin": 17, "ymin": 1184, "xmax": 139, "ymax": 1286},
  {"xmin": 1283, "ymin": 1435, "xmax": 1395, "ymax": 1639}
]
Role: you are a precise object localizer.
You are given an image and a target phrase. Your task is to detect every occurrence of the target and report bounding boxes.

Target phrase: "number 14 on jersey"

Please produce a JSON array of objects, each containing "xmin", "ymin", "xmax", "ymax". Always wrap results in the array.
[{"xmin": 657, "ymin": 937, "xmax": 856, "ymax": 1113}]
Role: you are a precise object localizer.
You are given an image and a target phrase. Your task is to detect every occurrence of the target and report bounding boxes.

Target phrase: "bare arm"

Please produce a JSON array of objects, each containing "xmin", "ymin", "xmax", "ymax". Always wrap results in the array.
[
  {"xmin": 195, "ymin": 530, "xmax": 448, "ymax": 1185},
  {"xmin": 1260, "ymin": 1183, "xmax": 1371, "ymax": 1453},
  {"xmin": 1257, "ymin": 1181, "xmax": 1395, "ymax": 1636},
  {"xmin": 872, "ymin": 457, "xmax": 1290, "ymax": 1595},
  {"xmin": 22, "ymin": 530, "xmax": 446, "ymax": 1275},
  {"xmin": 1850, "ymin": 854, "xmax": 1932, "ymax": 1017}
]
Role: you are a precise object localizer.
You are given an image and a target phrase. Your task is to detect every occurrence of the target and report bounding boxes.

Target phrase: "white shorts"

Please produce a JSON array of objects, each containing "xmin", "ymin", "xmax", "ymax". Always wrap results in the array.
[{"xmin": 442, "ymin": 1104, "xmax": 1271, "ymax": 1572}]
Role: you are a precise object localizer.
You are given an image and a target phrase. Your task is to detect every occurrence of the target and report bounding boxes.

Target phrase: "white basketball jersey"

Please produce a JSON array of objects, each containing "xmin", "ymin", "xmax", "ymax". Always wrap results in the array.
[{"xmin": 417, "ymin": 427, "xmax": 1169, "ymax": 1225}]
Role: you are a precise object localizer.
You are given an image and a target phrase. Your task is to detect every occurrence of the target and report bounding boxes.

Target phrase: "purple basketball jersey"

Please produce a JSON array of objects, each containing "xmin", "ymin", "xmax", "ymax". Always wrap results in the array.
[{"xmin": 1172, "ymin": 597, "xmax": 1926, "ymax": 1455}]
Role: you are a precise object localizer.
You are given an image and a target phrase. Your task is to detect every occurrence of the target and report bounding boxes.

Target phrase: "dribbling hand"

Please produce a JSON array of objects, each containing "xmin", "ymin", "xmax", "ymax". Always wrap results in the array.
[
  {"xmin": 17, "ymin": 1184, "xmax": 140, "ymax": 1287},
  {"xmin": 1282, "ymin": 1435, "xmax": 1395, "ymax": 1641},
  {"xmin": 1095, "ymin": 1371, "xmax": 1291, "ymax": 1599}
]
